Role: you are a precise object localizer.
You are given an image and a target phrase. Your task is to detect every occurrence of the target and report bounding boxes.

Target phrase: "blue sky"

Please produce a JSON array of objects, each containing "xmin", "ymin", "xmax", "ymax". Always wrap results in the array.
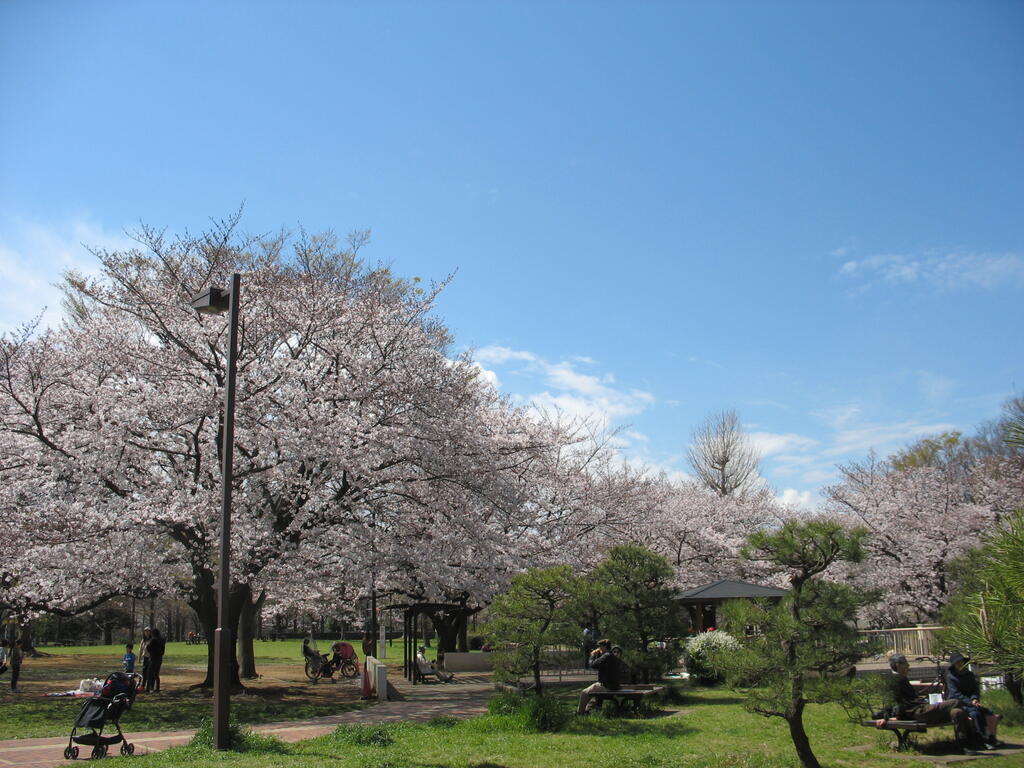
[{"xmin": 2, "ymin": 0, "xmax": 1021, "ymax": 506}]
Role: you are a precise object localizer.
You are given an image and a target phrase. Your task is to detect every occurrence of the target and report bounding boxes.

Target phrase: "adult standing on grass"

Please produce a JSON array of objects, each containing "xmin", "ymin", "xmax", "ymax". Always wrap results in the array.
[
  {"xmin": 147, "ymin": 628, "xmax": 166, "ymax": 692},
  {"xmin": 138, "ymin": 628, "xmax": 153, "ymax": 692}
]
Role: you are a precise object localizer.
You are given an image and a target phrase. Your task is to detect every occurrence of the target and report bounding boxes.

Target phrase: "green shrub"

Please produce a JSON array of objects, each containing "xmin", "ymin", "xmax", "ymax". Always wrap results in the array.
[
  {"xmin": 186, "ymin": 717, "xmax": 287, "ymax": 753},
  {"xmin": 522, "ymin": 694, "xmax": 570, "ymax": 732},
  {"xmin": 684, "ymin": 630, "xmax": 740, "ymax": 684},
  {"xmin": 332, "ymin": 723, "xmax": 399, "ymax": 747},
  {"xmin": 487, "ymin": 689, "xmax": 526, "ymax": 715},
  {"xmin": 427, "ymin": 714, "xmax": 459, "ymax": 728}
]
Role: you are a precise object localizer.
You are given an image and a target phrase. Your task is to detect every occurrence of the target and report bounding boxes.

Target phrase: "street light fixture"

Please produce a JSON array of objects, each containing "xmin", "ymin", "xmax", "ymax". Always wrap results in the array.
[{"xmin": 190, "ymin": 273, "xmax": 241, "ymax": 751}]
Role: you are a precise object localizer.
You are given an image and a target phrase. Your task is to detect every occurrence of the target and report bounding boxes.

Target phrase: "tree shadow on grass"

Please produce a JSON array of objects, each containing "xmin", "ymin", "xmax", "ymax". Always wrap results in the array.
[{"xmin": 565, "ymin": 716, "xmax": 693, "ymax": 738}]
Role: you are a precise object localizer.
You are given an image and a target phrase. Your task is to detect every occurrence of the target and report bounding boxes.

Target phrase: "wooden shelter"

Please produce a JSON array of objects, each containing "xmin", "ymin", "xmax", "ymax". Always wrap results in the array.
[{"xmin": 675, "ymin": 579, "xmax": 788, "ymax": 632}]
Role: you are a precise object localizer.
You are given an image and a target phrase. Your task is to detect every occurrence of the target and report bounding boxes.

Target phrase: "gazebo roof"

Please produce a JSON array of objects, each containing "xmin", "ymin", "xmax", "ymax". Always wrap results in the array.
[{"xmin": 675, "ymin": 579, "xmax": 788, "ymax": 602}]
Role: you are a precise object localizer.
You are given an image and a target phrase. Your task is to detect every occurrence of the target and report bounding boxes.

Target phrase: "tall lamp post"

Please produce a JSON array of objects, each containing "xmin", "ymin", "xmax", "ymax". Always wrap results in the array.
[{"xmin": 190, "ymin": 273, "xmax": 241, "ymax": 751}]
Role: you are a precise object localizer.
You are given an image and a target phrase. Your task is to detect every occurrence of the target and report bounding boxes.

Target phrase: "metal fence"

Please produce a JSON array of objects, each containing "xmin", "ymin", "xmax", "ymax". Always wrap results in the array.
[{"xmin": 536, "ymin": 646, "xmax": 590, "ymax": 679}]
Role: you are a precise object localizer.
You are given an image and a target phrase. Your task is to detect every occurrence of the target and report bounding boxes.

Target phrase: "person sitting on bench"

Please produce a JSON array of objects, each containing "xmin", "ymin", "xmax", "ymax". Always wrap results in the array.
[
  {"xmin": 416, "ymin": 646, "xmax": 453, "ymax": 683},
  {"xmin": 577, "ymin": 638, "xmax": 626, "ymax": 715},
  {"xmin": 947, "ymin": 651, "xmax": 1004, "ymax": 750},
  {"xmin": 881, "ymin": 653, "xmax": 975, "ymax": 755}
]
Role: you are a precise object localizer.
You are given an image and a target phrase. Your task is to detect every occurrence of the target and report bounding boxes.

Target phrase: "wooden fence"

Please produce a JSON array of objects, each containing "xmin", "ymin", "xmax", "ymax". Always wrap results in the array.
[{"xmin": 859, "ymin": 626, "xmax": 944, "ymax": 658}]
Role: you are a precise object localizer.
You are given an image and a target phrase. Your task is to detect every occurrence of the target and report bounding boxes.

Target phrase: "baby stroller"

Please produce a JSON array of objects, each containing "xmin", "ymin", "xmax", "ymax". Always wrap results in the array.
[{"xmin": 63, "ymin": 671, "xmax": 141, "ymax": 760}]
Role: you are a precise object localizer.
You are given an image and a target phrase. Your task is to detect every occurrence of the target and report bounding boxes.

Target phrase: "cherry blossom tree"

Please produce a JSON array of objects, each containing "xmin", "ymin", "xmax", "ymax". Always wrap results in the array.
[
  {"xmin": 2, "ymin": 216, "xmax": 634, "ymax": 674},
  {"xmin": 627, "ymin": 479, "xmax": 786, "ymax": 590},
  {"xmin": 0, "ymin": 217, "xmax": 563, "ymax": 679},
  {"xmin": 825, "ymin": 454, "xmax": 1022, "ymax": 625}
]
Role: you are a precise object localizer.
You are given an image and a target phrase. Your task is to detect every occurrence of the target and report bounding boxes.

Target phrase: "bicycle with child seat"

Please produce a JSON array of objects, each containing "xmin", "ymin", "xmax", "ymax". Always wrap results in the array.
[{"xmin": 914, "ymin": 654, "xmax": 949, "ymax": 697}]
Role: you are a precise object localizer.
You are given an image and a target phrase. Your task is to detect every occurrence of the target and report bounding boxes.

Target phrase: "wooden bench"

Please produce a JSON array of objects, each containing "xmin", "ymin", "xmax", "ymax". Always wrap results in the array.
[
  {"xmin": 860, "ymin": 718, "xmax": 954, "ymax": 750},
  {"xmin": 589, "ymin": 684, "xmax": 665, "ymax": 714}
]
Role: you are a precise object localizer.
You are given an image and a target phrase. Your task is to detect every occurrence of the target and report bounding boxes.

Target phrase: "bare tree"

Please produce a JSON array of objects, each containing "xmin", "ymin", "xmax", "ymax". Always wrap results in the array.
[{"xmin": 686, "ymin": 409, "xmax": 762, "ymax": 497}]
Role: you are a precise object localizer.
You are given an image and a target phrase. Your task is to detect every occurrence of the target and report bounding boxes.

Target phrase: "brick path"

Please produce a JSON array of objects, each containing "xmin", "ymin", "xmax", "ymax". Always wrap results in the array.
[{"xmin": 0, "ymin": 673, "xmax": 533, "ymax": 768}]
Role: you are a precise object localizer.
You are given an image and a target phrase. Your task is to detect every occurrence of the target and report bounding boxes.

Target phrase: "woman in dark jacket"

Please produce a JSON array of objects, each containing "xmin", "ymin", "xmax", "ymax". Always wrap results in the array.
[{"xmin": 147, "ymin": 628, "xmax": 166, "ymax": 693}]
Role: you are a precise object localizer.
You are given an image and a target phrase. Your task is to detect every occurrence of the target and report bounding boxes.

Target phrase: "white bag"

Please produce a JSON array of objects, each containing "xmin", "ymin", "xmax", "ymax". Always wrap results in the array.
[{"xmin": 79, "ymin": 678, "xmax": 103, "ymax": 693}]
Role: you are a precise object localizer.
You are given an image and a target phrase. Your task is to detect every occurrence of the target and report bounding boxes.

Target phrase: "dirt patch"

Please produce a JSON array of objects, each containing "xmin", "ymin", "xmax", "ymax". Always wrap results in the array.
[{"xmin": 20, "ymin": 654, "xmax": 363, "ymax": 708}]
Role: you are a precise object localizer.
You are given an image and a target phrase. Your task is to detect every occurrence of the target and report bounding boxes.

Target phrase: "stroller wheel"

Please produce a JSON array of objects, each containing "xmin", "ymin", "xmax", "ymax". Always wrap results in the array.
[
  {"xmin": 91, "ymin": 745, "xmax": 104, "ymax": 759},
  {"xmin": 127, "ymin": 743, "xmax": 135, "ymax": 755},
  {"xmin": 64, "ymin": 746, "xmax": 73, "ymax": 759},
  {"xmin": 120, "ymin": 742, "xmax": 135, "ymax": 756},
  {"xmin": 70, "ymin": 745, "xmax": 80, "ymax": 759}
]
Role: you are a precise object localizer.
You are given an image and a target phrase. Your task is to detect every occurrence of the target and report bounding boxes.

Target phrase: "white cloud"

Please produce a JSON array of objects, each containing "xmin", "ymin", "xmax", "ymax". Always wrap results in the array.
[
  {"xmin": 476, "ymin": 346, "xmax": 655, "ymax": 427},
  {"xmin": 0, "ymin": 215, "xmax": 133, "ymax": 333},
  {"xmin": 800, "ymin": 468, "xmax": 840, "ymax": 485},
  {"xmin": 826, "ymin": 420, "xmax": 957, "ymax": 457},
  {"xmin": 475, "ymin": 345, "xmax": 538, "ymax": 365},
  {"xmin": 917, "ymin": 371, "xmax": 954, "ymax": 404},
  {"xmin": 777, "ymin": 488, "xmax": 816, "ymax": 509},
  {"xmin": 468, "ymin": 361, "xmax": 500, "ymax": 389},
  {"xmin": 813, "ymin": 404, "xmax": 862, "ymax": 430},
  {"xmin": 748, "ymin": 431, "xmax": 819, "ymax": 457},
  {"xmin": 836, "ymin": 250, "xmax": 1024, "ymax": 292}
]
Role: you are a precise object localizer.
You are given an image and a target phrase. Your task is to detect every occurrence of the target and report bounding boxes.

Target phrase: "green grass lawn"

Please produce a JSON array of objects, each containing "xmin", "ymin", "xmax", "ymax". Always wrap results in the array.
[
  {"xmin": 129, "ymin": 687, "xmax": 1024, "ymax": 768},
  {"xmin": 9, "ymin": 645, "xmax": 1024, "ymax": 767},
  {"xmin": 40, "ymin": 638, "xmax": 434, "ymax": 667},
  {"xmin": 4, "ymin": 639, "xmax": 463, "ymax": 738},
  {"xmin": 3, "ymin": 642, "xmax": 375, "ymax": 738}
]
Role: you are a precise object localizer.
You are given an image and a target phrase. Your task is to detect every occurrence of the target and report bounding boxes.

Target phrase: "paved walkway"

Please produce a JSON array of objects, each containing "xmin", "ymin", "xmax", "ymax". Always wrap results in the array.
[{"xmin": 0, "ymin": 673, "xmax": 529, "ymax": 768}]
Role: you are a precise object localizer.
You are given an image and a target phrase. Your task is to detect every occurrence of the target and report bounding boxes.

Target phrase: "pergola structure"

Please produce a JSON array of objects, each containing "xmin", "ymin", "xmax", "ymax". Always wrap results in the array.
[
  {"xmin": 675, "ymin": 579, "xmax": 788, "ymax": 632},
  {"xmin": 386, "ymin": 602, "xmax": 465, "ymax": 684}
]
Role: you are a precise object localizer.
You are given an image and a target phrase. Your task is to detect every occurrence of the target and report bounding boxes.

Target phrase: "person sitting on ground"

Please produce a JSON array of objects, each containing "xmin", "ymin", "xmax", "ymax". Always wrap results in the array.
[
  {"xmin": 577, "ymin": 638, "xmax": 627, "ymax": 715},
  {"xmin": 880, "ymin": 653, "xmax": 976, "ymax": 756},
  {"xmin": 415, "ymin": 646, "xmax": 453, "ymax": 682},
  {"xmin": 946, "ymin": 651, "xmax": 1004, "ymax": 750}
]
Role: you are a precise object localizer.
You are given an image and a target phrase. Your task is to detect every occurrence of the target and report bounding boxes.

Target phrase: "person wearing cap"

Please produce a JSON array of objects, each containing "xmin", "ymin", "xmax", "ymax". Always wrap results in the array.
[
  {"xmin": 946, "ymin": 651, "xmax": 1003, "ymax": 750},
  {"xmin": 882, "ymin": 654, "xmax": 975, "ymax": 755},
  {"xmin": 577, "ymin": 638, "xmax": 627, "ymax": 714},
  {"xmin": 415, "ymin": 646, "xmax": 453, "ymax": 683}
]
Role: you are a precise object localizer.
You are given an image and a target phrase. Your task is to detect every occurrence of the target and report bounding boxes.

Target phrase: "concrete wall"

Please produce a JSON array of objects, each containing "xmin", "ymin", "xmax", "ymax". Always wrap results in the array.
[{"xmin": 442, "ymin": 651, "xmax": 494, "ymax": 672}]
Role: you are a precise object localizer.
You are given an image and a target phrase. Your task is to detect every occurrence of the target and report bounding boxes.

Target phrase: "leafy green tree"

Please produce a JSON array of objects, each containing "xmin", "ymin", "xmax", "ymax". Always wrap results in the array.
[
  {"xmin": 712, "ymin": 519, "xmax": 877, "ymax": 768},
  {"xmin": 483, "ymin": 566, "xmax": 581, "ymax": 695},
  {"xmin": 942, "ymin": 508, "xmax": 1024, "ymax": 706},
  {"xmin": 584, "ymin": 545, "xmax": 686, "ymax": 682}
]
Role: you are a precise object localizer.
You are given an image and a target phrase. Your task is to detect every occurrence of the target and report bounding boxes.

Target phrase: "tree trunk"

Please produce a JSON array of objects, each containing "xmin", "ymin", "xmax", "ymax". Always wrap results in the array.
[
  {"xmin": 1005, "ymin": 673, "xmax": 1023, "ymax": 706},
  {"xmin": 103, "ymin": 623, "xmax": 113, "ymax": 645},
  {"xmin": 532, "ymin": 647, "xmax": 544, "ymax": 695},
  {"xmin": 238, "ymin": 588, "xmax": 265, "ymax": 679},
  {"xmin": 433, "ymin": 614, "xmax": 459, "ymax": 652},
  {"xmin": 785, "ymin": 575, "xmax": 819, "ymax": 768},
  {"xmin": 19, "ymin": 622, "xmax": 37, "ymax": 656},
  {"xmin": 186, "ymin": 568, "xmax": 245, "ymax": 690},
  {"xmin": 786, "ymin": 709, "xmax": 821, "ymax": 768}
]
